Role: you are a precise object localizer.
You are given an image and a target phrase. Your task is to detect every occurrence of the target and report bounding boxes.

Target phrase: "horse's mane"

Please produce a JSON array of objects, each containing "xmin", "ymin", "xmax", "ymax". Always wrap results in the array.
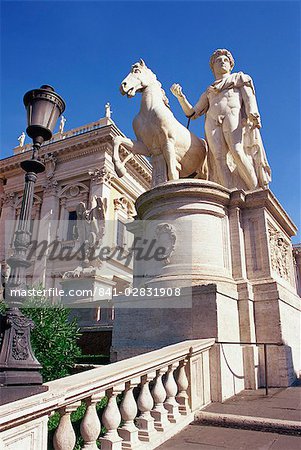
[
  {"xmin": 151, "ymin": 81, "xmax": 170, "ymax": 109},
  {"xmin": 148, "ymin": 68, "xmax": 170, "ymax": 109},
  {"xmin": 160, "ymin": 85, "xmax": 170, "ymax": 109},
  {"xmin": 136, "ymin": 63, "xmax": 170, "ymax": 109},
  {"xmin": 145, "ymin": 66, "xmax": 170, "ymax": 109}
]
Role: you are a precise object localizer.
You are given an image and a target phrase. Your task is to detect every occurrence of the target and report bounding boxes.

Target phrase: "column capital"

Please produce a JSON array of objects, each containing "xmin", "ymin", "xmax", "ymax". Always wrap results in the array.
[
  {"xmin": 3, "ymin": 192, "xmax": 16, "ymax": 208},
  {"xmin": 88, "ymin": 167, "xmax": 113, "ymax": 186},
  {"xmin": 42, "ymin": 152, "xmax": 57, "ymax": 180},
  {"xmin": 43, "ymin": 179, "xmax": 59, "ymax": 196}
]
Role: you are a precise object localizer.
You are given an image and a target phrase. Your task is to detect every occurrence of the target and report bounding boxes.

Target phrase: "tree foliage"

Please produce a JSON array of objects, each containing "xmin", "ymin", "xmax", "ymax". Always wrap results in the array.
[{"xmin": 0, "ymin": 292, "xmax": 82, "ymax": 382}]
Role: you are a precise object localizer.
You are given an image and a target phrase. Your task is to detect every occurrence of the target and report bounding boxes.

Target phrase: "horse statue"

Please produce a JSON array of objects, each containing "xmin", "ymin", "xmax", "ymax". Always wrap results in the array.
[{"xmin": 112, "ymin": 59, "xmax": 208, "ymax": 187}]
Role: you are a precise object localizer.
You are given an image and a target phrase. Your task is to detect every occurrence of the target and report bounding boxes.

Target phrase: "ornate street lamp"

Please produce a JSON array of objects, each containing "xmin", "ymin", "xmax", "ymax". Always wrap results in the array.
[{"xmin": 0, "ymin": 85, "xmax": 65, "ymax": 404}]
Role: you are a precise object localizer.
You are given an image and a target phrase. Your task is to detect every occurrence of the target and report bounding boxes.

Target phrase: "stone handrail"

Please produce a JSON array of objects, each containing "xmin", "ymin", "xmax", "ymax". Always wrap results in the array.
[{"xmin": 0, "ymin": 338, "xmax": 214, "ymax": 449}]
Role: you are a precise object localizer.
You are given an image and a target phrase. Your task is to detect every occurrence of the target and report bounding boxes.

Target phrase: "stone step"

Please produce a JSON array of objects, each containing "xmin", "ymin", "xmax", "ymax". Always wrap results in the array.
[{"xmin": 193, "ymin": 411, "xmax": 301, "ymax": 436}]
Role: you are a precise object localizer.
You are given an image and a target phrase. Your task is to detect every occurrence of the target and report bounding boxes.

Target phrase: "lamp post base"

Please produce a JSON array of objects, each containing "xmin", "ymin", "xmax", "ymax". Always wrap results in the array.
[
  {"xmin": 0, "ymin": 308, "xmax": 44, "ymax": 384},
  {"xmin": 0, "ymin": 309, "xmax": 49, "ymax": 405}
]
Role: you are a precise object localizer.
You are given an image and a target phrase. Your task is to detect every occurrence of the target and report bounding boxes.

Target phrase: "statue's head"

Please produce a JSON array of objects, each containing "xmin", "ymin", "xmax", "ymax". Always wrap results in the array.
[
  {"xmin": 210, "ymin": 49, "xmax": 235, "ymax": 76},
  {"xmin": 76, "ymin": 202, "xmax": 86, "ymax": 219},
  {"xmin": 120, "ymin": 59, "xmax": 157, "ymax": 97}
]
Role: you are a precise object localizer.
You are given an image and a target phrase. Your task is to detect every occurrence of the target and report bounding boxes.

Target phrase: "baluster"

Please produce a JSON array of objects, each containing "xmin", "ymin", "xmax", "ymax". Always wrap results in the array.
[
  {"xmin": 176, "ymin": 359, "xmax": 190, "ymax": 415},
  {"xmin": 100, "ymin": 386, "xmax": 123, "ymax": 450},
  {"xmin": 164, "ymin": 363, "xmax": 181, "ymax": 423},
  {"xmin": 151, "ymin": 367, "xmax": 170, "ymax": 432},
  {"xmin": 80, "ymin": 393, "xmax": 103, "ymax": 449},
  {"xmin": 136, "ymin": 372, "xmax": 156, "ymax": 442},
  {"xmin": 118, "ymin": 379, "xmax": 140, "ymax": 449},
  {"xmin": 53, "ymin": 401, "xmax": 81, "ymax": 450}
]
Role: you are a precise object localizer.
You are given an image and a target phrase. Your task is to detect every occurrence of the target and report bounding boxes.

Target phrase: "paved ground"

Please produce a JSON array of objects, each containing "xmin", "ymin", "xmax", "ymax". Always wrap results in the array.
[
  {"xmin": 158, "ymin": 387, "xmax": 301, "ymax": 450},
  {"xmin": 203, "ymin": 386, "xmax": 301, "ymax": 422},
  {"xmin": 157, "ymin": 424, "xmax": 301, "ymax": 449}
]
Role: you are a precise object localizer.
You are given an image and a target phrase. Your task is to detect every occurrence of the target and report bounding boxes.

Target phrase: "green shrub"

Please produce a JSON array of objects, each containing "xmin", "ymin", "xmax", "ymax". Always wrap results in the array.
[{"xmin": 0, "ymin": 291, "xmax": 82, "ymax": 382}]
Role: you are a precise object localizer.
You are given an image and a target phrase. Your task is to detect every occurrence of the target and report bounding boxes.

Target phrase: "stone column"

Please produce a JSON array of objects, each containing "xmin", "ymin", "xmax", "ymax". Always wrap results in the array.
[
  {"xmin": 0, "ymin": 192, "xmax": 16, "ymax": 263},
  {"xmin": 32, "ymin": 179, "xmax": 60, "ymax": 289},
  {"xmin": 88, "ymin": 167, "xmax": 113, "ymax": 210},
  {"xmin": 32, "ymin": 153, "xmax": 60, "ymax": 290}
]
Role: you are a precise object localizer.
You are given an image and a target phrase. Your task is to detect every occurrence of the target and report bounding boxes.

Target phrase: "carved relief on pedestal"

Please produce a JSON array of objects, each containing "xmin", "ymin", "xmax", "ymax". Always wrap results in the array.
[
  {"xmin": 293, "ymin": 244, "xmax": 301, "ymax": 267},
  {"xmin": 268, "ymin": 225, "xmax": 291, "ymax": 281},
  {"xmin": 292, "ymin": 244, "xmax": 301, "ymax": 296},
  {"xmin": 155, "ymin": 223, "xmax": 176, "ymax": 264},
  {"xmin": 88, "ymin": 167, "xmax": 113, "ymax": 185}
]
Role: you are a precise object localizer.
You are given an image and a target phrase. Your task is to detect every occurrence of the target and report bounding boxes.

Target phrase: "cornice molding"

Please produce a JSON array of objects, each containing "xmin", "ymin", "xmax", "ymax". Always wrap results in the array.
[{"xmin": 1, "ymin": 123, "xmax": 152, "ymax": 187}]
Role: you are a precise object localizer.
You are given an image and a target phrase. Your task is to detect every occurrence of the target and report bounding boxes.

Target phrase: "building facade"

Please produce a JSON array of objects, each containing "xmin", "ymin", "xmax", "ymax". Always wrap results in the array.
[{"xmin": 0, "ymin": 115, "xmax": 151, "ymax": 349}]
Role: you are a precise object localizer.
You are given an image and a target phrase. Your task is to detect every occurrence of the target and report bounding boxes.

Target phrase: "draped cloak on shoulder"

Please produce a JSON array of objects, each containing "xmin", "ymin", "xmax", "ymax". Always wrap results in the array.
[{"xmin": 193, "ymin": 72, "xmax": 271, "ymax": 188}]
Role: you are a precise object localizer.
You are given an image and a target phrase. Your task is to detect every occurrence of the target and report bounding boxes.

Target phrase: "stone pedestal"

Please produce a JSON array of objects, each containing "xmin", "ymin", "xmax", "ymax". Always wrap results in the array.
[
  {"xmin": 61, "ymin": 272, "xmax": 115, "ymax": 329},
  {"xmin": 111, "ymin": 180, "xmax": 300, "ymax": 399}
]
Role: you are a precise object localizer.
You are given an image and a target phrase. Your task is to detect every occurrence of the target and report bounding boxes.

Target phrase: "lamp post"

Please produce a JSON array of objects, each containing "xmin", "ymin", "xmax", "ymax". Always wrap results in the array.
[{"xmin": 0, "ymin": 85, "xmax": 65, "ymax": 404}]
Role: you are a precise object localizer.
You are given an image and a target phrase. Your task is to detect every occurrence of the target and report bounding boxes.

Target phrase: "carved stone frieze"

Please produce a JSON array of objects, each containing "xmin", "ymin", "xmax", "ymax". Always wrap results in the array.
[
  {"xmin": 268, "ymin": 226, "xmax": 291, "ymax": 281},
  {"xmin": 88, "ymin": 167, "xmax": 113, "ymax": 185}
]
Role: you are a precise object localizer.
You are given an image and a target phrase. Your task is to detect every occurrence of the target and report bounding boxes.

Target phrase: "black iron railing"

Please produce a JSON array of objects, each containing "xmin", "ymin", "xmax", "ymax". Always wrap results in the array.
[{"xmin": 216, "ymin": 341, "xmax": 283, "ymax": 395}]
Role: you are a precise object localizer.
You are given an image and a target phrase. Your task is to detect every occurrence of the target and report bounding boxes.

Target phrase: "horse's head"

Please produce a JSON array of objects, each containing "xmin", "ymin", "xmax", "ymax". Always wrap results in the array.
[{"xmin": 120, "ymin": 59, "xmax": 156, "ymax": 97}]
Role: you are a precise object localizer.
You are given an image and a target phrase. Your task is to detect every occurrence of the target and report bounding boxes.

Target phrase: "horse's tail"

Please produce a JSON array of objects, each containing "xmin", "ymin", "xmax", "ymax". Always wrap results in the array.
[
  {"xmin": 195, "ymin": 138, "xmax": 209, "ymax": 180},
  {"xmin": 113, "ymin": 157, "xmax": 127, "ymax": 178},
  {"xmin": 112, "ymin": 138, "xmax": 134, "ymax": 178},
  {"xmin": 112, "ymin": 136, "xmax": 128, "ymax": 178},
  {"xmin": 201, "ymin": 139, "xmax": 209, "ymax": 180}
]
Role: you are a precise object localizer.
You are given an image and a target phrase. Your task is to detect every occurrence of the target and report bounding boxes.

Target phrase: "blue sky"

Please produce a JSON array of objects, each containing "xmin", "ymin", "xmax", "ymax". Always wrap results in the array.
[{"xmin": 1, "ymin": 1, "xmax": 300, "ymax": 240}]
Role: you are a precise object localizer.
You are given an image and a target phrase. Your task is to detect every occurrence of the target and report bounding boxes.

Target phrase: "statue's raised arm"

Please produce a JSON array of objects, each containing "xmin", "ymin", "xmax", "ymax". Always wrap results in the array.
[
  {"xmin": 170, "ymin": 83, "xmax": 209, "ymax": 120},
  {"xmin": 171, "ymin": 49, "xmax": 271, "ymax": 191}
]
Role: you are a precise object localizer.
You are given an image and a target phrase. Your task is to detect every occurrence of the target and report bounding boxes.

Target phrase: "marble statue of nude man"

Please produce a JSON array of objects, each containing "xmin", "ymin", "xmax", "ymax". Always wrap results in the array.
[{"xmin": 171, "ymin": 49, "xmax": 271, "ymax": 190}]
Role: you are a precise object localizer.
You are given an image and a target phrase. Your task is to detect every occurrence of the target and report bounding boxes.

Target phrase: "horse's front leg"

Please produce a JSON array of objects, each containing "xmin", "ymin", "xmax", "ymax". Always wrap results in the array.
[
  {"xmin": 112, "ymin": 136, "xmax": 150, "ymax": 178},
  {"xmin": 163, "ymin": 140, "xmax": 179, "ymax": 181}
]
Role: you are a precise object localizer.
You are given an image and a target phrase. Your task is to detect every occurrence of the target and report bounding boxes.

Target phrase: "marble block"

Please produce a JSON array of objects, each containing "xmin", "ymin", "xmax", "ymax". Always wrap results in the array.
[{"xmin": 111, "ymin": 180, "xmax": 300, "ymax": 398}]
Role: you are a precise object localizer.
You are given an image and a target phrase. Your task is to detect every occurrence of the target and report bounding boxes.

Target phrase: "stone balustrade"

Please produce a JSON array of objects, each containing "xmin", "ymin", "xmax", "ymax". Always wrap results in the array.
[
  {"xmin": 13, "ymin": 117, "xmax": 113, "ymax": 154},
  {"xmin": 0, "ymin": 338, "xmax": 214, "ymax": 450}
]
